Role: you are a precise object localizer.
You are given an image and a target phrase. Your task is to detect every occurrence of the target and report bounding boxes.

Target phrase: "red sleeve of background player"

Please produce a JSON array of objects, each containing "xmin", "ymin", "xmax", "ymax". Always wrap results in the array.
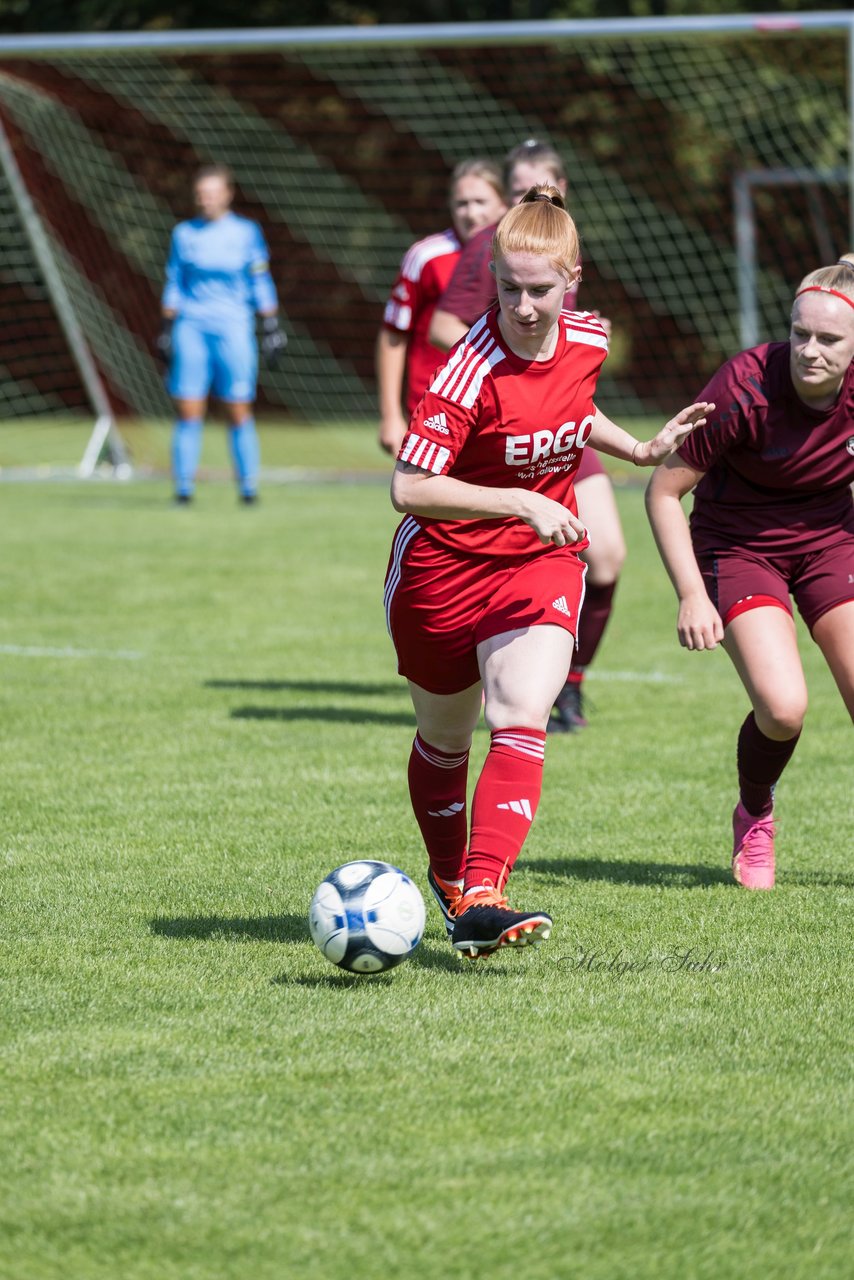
[
  {"xmin": 677, "ymin": 355, "xmax": 755, "ymax": 473},
  {"xmin": 382, "ymin": 258, "xmax": 420, "ymax": 334},
  {"xmin": 436, "ymin": 226, "xmax": 496, "ymax": 325},
  {"xmin": 396, "ymin": 385, "xmax": 477, "ymax": 476}
]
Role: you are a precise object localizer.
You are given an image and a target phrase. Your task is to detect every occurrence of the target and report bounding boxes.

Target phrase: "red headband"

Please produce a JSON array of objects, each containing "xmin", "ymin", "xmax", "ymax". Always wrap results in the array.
[{"xmin": 794, "ymin": 285, "xmax": 854, "ymax": 310}]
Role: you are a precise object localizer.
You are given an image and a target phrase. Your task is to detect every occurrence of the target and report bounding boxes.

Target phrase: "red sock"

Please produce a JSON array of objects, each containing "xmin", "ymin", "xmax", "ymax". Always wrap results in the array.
[
  {"xmin": 407, "ymin": 733, "xmax": 469, "ymax": 883},
  {"xmin": 572, "ymin": 580, "xmax": 616, "ymax": 673},
  {"xmin": 737, "ymin": 712, "xmax": 800, "ymax": 817},
  {"xmin": 466, "ymin": 727, "xmax": 546, "ymax": 893}
]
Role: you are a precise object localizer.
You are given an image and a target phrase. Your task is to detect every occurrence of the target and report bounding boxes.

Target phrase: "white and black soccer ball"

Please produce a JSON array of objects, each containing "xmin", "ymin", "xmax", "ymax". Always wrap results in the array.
[{"xmin": 309, "ymin": 860, "xmax": 426, "ymax": 974}]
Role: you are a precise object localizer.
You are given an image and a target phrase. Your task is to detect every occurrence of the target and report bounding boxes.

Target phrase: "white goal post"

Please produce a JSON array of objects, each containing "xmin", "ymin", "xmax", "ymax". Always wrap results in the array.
[{"xmin": 0, "ymin": 12, "xmax": 851, "ymax": 474}]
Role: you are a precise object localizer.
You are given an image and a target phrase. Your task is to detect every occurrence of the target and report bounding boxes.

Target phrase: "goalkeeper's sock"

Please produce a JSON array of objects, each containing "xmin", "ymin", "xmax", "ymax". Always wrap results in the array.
[
  {"xmin": 228, "ymin": 418, "xmax": 260, "ymax": 498},
  {"xmin": 172, "ymin": 417, "xmax": 203, "ymax": 497}
]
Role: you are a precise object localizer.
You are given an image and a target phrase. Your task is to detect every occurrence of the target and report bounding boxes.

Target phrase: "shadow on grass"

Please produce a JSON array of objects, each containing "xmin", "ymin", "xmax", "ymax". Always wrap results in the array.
[
  {"xmin": 524, "ymin": 857, "xmax": 731, "ymax": 888},
  {"xmin": 150, "ymin": 913, "xmax": 306, "ymax": 943},
  {"xmin": 527, "ymin": 856, "xmax": 854, "ymax": 889},
  {"xmin": 778, "ymin": 869, "xmax": 854, "ymax": 888},
  {"xmin": 230, "ymin": 705, "xmax": 414, "ymax": 726},
  {"xmin": 271, "ymin": 971, "xmax": 396, "ymax": 988},
  {"xmin": 154, "ymin": 916, "xmax": 533, "ymax": 982},
  {"xmin": 271, "ymin": 940, "xmax": 502, "ymax": 984},
  {"xmin": 411, "ymin": 939, "xmax": 469, "ymax": 972},
  {"xmin": 205, "ymin": 678, "xmax": 402, "ymax": 696}
]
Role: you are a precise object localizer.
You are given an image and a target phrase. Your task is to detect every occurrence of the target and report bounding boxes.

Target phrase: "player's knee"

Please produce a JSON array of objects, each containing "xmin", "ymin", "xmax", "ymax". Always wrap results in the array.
[
  {"xmin": 757, "ymin": 695, "xmax": 807, "ymax": 740},
  {"xmin": 420, "ymin": 730, "xmax": 473, "ymax": 755},
  {"xmin": 483, "ymin": 696, "xmax": 550, "ymax": 734}
]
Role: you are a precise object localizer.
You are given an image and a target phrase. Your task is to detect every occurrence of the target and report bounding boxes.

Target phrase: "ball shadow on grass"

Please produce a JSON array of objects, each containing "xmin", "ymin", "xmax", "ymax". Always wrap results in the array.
[{"xmin": 150, "ymin": 913, "xmax": 307, "ymax": 943}]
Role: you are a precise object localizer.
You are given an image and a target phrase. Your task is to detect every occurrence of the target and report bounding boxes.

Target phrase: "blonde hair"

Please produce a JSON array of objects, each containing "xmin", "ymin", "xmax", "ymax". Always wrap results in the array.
[
  {"xmin": 795, "ymin": 254, "xmax": 854, "ymax": 305},
  {"xmin": 449, "ymin": 157, "xmax": 504, "ymax": 203},
  {"xmin": 492, "ymin": 184, "xmax": 579, "ymax": 278}
]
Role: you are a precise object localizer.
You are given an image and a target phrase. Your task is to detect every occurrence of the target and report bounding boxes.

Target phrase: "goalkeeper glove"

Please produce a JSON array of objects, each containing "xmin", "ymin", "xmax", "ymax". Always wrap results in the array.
[
  {"xmin": 260, "ymin": 315, "xmax": 287, "ymax": 369},
  {"xmin": 155, "ymin": 317, "xmax": 174, "ymax": 366}
]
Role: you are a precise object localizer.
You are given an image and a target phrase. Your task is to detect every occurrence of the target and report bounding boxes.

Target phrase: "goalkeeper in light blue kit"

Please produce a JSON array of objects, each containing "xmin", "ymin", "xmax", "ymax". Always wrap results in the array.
[{"xmin": 158, "ymin": 164, "xmax": 286, "ymax": 503}]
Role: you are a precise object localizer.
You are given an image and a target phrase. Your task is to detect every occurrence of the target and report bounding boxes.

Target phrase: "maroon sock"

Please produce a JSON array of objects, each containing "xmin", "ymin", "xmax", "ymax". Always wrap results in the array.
[
  {"xmin": 407, "ymin": 734, "xmax": 469, "ymax": 882},
  {"xmin": 572, "ymin": 580, "xmax": 616, "ymax": 673},
  {"xmin": 466, "ymin": 727, "xmax": 546, "ymax": 893},
  {"xmin": 737, "ymin": 712, "xmax": 800, "ymax": 817}
]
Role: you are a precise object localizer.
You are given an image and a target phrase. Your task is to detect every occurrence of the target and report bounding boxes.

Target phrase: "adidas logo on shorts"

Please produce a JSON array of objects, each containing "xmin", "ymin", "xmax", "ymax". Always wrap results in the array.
[{"xmin": 552, "ymin": 595, "xmax": 571, "ymax": 617}]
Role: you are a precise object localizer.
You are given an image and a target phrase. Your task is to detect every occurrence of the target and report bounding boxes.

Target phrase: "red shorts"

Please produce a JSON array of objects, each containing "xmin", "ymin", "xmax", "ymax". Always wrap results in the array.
[
  {"xmin": 575, "ymin": 446, "xmax": 606, "ymax": 483},
  {"xmin": 697, "ymin": 535, "xmax": 854, "ymax": 633},
  {"xmin": 385, "ymin": 517, "xmax": 588, "ymax": 694}
]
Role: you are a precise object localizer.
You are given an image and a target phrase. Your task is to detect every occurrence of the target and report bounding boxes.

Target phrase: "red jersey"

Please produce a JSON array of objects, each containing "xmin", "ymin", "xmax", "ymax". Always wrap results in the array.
[
  {"xmin": 437, "ymin": 223, "xmax": 580, "ymax": 326},
  {"xmin": 678, "ymin": 342, "xmax": 854, "ymax": 556},
  {"xmin": 382, "ymin": 228, "xmax": 461, "ymax": 413},
  {"xmin": 397, "ymin": 306, "xmax": 609, "ymax": 558}
]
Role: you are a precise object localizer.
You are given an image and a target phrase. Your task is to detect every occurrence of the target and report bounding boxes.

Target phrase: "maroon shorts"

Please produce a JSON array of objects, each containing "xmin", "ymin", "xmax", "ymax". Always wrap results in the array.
[
  {"xmin": 385, "ymin": 518, "xmax": 588, "ymax": 694},
  {"xmin": 697, "ymin": 534, "xmax": 854, "ymax": 633},
  {"xmin": 575, "ymin": 446, "xmax": 606, "ymax": 483}
]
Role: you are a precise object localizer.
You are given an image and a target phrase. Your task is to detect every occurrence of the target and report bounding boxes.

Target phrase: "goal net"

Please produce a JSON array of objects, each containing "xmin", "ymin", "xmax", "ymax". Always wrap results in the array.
[{"xmin": 0, "ymin": 19, "xmax": 850, "ymax": 468}]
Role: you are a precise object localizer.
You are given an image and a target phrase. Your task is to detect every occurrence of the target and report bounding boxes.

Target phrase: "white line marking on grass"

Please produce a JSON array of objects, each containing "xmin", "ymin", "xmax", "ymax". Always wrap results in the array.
[
  {"xmin": 587, "ymin": 669, "xmax": 683, "ymax": 684},
  {"xmin": 0, "ymin": 644, "xmax": 143, "ymax": 661}
]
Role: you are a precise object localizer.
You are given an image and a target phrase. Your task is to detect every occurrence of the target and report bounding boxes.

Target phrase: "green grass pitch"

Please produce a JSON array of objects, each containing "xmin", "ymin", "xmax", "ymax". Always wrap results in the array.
[{"xmin": 0, "ymin": 424, "xmax": 851, "ymax": 1280}]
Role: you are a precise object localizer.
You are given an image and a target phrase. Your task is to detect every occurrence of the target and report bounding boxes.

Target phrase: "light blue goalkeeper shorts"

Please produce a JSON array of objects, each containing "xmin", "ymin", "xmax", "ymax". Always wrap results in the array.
[{"xmin": 168, "ymin": 318, "xmax": 258, "ymax": 403}]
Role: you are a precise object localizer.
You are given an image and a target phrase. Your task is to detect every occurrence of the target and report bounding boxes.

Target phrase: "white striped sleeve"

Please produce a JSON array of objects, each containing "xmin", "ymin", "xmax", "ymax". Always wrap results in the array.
[{"xmin": 399, "ymin": 433, "xmax": 451, "ymax": 475}]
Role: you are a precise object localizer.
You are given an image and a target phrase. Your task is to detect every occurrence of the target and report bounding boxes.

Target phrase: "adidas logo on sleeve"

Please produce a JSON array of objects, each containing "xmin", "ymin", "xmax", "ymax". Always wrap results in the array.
[{"xmin": 423, "ymin": 412, "xmax": 449, "ymax": 434}]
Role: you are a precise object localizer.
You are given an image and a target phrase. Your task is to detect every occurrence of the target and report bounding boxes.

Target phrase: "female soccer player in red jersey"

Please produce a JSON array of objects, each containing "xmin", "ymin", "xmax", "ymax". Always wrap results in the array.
[
  {"xmin": 430, "ymin": 139, "xmax": 626, "ymax": 733},
  {"xmin": 646, "ymin": 258, "xmax": 854, "ymax": 890},
  {"xmin": 385, "ymin": 186, "xmax": 712, "ymax": 958},
  {"xmin": 376, "ymin": 159, "xmax": 506, "ymax": 456}
]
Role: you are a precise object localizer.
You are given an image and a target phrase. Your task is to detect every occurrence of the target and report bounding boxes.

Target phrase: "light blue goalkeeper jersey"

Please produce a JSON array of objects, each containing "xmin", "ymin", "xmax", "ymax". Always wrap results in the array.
[{"xmin": 162, "ymin": 211, "xmax": 278, "ymax": 334}]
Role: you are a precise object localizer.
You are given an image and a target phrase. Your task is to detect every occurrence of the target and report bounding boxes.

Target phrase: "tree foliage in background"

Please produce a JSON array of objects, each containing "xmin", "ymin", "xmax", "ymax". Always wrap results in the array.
[{"xmin": 0, "ymin": 0, "xmax": 852, "ymax": 33}]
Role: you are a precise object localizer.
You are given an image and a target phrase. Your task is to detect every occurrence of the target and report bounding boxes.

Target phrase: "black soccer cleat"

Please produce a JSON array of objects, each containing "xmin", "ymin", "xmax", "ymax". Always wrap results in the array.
[
  {"xmin": 547, "ymin": 679, "xmax": 588, "ymax": 734},
  {"xmin": 426, "ymin": 866, "xmax": 463, "ymax": 939},
  {"xmin": 450, "ymin": 886, "xmax": 552, "ymax": 961}
]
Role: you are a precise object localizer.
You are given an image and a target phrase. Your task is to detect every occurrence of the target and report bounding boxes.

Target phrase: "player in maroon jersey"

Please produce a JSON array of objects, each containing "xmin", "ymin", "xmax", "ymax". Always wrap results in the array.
[
  {"xmin": 430, "ymin": 139, "xmax": 626, "ymax": 734},
  {"xmin": 376, "ymin": 159, "xmax": 506, "ymax": 456},
  {"xmin": 646, "ymin": 258, "xmax": 854, "ymax": 890},
  {"xmin": 385, "ymin": 186, "xmax": 712, "ymax": 958}
]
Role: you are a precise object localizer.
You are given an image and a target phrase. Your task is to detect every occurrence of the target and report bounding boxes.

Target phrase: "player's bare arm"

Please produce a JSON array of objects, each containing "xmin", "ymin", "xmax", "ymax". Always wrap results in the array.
[
  {"xmin": 428, "ymin": 308, "xmax": 469, "ymax": 352},
  {"xmin": 392, "ymin": 460, "xmax": 585, "ymax": 547},
  {"xmin": 590, "ymin": 402, "xmax": 715, "ymax": 466},
  {"xmin": 645, "ymin": 456, "xmax": 724, "ymax": 651},
  {"xmin": 375, "ymin": 328, "xmax": 410, "ymax": 455}
]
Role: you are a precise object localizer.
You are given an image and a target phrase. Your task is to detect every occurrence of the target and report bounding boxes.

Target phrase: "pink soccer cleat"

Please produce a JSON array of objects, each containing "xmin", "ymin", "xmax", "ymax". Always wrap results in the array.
[{"xmin": 732, "ymin": 802, "xmax": 776, "ymax": 890}]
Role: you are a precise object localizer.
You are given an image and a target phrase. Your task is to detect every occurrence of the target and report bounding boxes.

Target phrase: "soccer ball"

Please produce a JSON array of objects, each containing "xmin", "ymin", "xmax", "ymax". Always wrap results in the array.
[{"xmin": 309, "ymin": 860, "xmax": 426, "ymax": 974}]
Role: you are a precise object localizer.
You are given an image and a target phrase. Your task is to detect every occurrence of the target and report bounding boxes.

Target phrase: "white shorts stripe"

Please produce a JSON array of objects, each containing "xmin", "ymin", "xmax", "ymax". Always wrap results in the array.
[{"xmin": 384, "ymin": 515, "xmax": 421, "ymax": 635}]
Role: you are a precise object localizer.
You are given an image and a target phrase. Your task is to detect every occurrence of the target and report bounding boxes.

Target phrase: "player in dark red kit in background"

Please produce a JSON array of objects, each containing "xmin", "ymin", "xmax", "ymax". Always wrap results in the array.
[
  {"xmin": 646, "ymin": 256, "xmax": 854, "ymax": 890},
  {"xmin": 430, "ymin": 140, "xmax": 626, "ymax": 734},
  {"xmin": 386, "ymin": 185, "xmax": 712, "ymax": 959},
  {"xmin": 376, "ymin": 159, "xmax": 506, "ymax": 456}
]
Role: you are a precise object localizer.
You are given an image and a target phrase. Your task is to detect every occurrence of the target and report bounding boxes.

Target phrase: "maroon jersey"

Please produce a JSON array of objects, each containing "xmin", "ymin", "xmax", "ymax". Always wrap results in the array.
[
  {"xmin": 397, "ymin": 306, "xmax": 608, "ymax": 559},
  {"xmin": 678, "ymin": 342, "xmax": 854, "ymax": 555},
  {"xmin": 437, "ymin": 223, "xmax": 580, "ymax": 326},
  {"xmin": 383, "ymin": 228, "xmax": 461, "ymax": 412}
]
